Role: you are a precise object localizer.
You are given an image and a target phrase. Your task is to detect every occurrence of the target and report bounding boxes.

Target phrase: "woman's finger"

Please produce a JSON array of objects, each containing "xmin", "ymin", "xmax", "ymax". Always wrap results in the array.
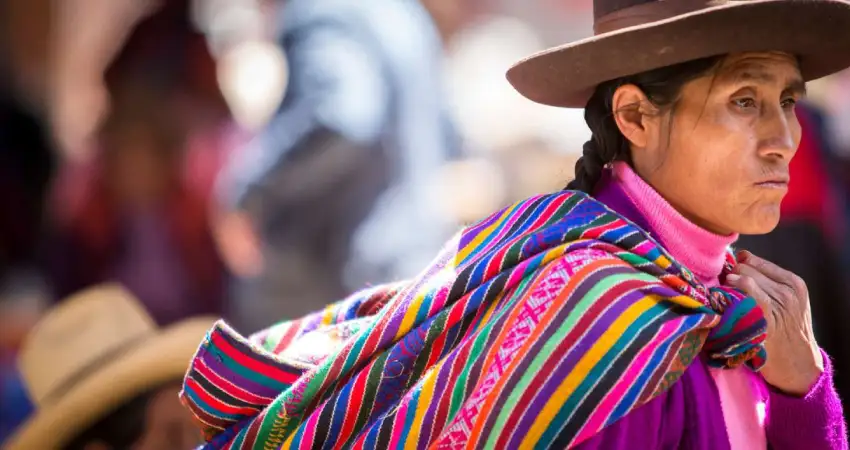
[
  {"xmin": 737, "ymin": 251, "xmax": 802, "ymax": 292},
  {"xmin": 726, "ymin": 272, "xmax": 773, "ymax": 316},
  {"xmin": 735, "ymin": 263, "xmax": 794, "ymax": 309}
]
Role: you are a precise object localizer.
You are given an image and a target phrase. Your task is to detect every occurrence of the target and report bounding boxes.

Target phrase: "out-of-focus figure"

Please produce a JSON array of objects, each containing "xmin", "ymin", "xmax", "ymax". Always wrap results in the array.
[
  {"xmin": 43, "ymin": 0, "xmax": 232, "ymax": 326},
  {"xmin": 45, "ymin": 92, "xmax": 227, "ymax": 326},
  {"xmin": 216, "ymin": 0, "xmax": 489, "ymax": 331},
  {"xmin": 4, "ymin": 284, "xmax": 213, "ymax": 449}
]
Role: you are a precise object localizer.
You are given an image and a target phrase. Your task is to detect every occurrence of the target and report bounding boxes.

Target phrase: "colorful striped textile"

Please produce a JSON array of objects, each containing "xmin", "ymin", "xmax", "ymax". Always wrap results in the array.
[{"xmin": 181, "ymin": 191, "xmax": 767, "ymax": 449}]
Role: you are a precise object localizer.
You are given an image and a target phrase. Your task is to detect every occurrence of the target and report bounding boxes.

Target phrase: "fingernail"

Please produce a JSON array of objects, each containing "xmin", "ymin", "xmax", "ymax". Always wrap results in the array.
[{"xmin": 726, "ymin": 274, "xmax": 741, "ymax": 283}]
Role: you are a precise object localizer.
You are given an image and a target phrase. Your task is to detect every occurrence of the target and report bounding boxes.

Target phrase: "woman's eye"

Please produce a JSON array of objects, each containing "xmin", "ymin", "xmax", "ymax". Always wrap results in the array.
[
  {"xmin": 733, "ymin": 98, "xmax": 757, "ymax": 109},
  {"xmin": 781, "ymin": 97, "xmax": 797, "ymax": 109}
]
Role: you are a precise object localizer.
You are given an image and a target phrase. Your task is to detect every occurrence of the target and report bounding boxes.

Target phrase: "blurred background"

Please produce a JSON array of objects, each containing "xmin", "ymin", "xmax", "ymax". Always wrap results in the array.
[{"xmin": 1, "ymin": 0, "xmax": 849, "ymax": 443}]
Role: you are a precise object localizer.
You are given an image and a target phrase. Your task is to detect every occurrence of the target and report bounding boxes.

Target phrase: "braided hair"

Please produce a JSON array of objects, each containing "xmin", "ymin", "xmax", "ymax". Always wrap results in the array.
[{"xmin": 567, "ymin": 56, "xmax": 724, "ymax": 193}]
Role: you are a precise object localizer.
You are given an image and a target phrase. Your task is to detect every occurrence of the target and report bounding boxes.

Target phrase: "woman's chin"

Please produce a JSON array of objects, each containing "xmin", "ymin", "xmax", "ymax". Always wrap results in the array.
[{"xmin": 736, "ymin": 209, "xmax": 782, "ymax": 235}]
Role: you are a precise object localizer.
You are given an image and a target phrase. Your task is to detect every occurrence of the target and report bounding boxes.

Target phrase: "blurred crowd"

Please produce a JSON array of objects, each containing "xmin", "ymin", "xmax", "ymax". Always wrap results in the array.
[{"xmin": 1, "ymin": 0, "xmax": 850, "ymax": 446}]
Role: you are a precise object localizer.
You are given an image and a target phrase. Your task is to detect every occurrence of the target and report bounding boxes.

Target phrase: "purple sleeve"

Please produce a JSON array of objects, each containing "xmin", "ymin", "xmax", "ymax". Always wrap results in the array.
[{"xmin": 766, "ymin": 350, "xmax": 848, "ymax": 450}]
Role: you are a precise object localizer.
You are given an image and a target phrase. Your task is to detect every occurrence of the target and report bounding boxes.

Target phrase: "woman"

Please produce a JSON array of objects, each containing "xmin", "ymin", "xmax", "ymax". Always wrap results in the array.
[{"xmin": 181, "ymin": 0, "xmax": 850, "ymax": 448}]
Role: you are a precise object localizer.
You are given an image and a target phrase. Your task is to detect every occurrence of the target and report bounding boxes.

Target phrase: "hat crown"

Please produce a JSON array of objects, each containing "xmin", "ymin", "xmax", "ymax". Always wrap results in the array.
[
  {"xmin": 592, "ymin": 0, "xmax": 731, "ymax": 34},
  {"xmin": 18, "ymin": 284, "xmax": 156, "ymax": 406},
  {"xmin": 594, "ymin": 0, "xmax": 659, "ymax": 19}
]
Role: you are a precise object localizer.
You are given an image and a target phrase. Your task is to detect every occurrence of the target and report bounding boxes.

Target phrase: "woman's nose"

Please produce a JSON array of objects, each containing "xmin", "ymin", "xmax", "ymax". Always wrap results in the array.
[{"xmin": 757, "ymin": 105, "xmax": 797, "ymax": 160}]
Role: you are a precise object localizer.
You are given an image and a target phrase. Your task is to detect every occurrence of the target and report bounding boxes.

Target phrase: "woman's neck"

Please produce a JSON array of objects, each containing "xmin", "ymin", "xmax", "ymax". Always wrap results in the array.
[{"xmin": 593, "ymin": 162, "xmax": 738, "ymax": 286}]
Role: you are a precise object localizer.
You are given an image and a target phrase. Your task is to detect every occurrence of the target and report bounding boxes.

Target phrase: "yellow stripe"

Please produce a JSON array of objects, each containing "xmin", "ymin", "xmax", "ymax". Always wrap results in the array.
[
  {"xmin": 456, "ymin": 204, "xmax": 519, "ymax": 262},
  {"xmin": 282, "ymin": 430, "xmax": 296, "ymax": 448},
  {"xmin": 394, "ymin": 292, "xmax": 426, "ymax": 340},
  {"xmin": 321, "ymin": 304, "xmax": 336, "ymax": 326},
  {"xmin": 403, "ymin": 368, "xmax": 439, "ymax": 449},
  {"xmin": 665, "ymin": 294, "xmax": 706, "ymax": 309},
  {"xmin": 518, "ymin": 296, "xmax": 657, "ymax": 449},
  {"xmin": 478, "ymin": 290, "xmax": 502, "ymax": 326}
]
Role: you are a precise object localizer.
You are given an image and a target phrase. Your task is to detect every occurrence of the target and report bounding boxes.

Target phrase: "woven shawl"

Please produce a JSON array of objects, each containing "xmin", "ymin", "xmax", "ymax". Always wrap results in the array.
[{"xmin": 181, "ymin": 191, "xmax": 767, "ymax": 449}]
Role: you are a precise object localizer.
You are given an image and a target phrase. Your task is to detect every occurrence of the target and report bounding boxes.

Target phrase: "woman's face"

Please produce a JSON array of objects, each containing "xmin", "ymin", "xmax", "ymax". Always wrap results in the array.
[{"xmin": 625, "ymin": 52, "xmax": 805, "ymax": 235}]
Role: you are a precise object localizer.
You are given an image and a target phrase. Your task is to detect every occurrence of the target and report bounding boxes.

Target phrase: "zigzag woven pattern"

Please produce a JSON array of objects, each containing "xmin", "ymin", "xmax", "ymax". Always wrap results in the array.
[{"xmin": 180, "ymin": 191, "xmax": 767, "ymax": 449}]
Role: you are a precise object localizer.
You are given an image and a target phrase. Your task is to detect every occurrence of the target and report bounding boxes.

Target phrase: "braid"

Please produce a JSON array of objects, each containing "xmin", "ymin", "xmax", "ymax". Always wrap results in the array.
[
  {"xmin": 565, "ymin": 55, "xmax": 724, "ymax": 193},
  {"xmin": 566, "ymin": 85, "xmax": 628, "ymax": 193}
]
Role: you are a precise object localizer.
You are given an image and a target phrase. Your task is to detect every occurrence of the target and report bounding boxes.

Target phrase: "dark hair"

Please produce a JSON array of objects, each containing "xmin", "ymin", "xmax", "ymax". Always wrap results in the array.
[
  {"xmin": 566, "ymin": 56, "xmax": 725, "ymax": 193},
  {"xmin": 64, "ymin": 390, "xmax": 154, "ymax": 450}
]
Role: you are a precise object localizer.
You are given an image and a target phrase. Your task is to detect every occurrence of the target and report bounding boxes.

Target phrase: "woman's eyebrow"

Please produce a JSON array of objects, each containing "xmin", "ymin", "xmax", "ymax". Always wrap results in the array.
[{"xmin": 729, "ymin": 70, "xmax": 806, "ymax": 95}]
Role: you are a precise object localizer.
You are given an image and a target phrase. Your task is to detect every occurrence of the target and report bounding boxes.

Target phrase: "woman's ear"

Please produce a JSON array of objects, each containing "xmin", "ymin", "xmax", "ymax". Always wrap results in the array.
[{"xmin": 611, "ymin": 84, "xmax": 655, "ymax": 150}]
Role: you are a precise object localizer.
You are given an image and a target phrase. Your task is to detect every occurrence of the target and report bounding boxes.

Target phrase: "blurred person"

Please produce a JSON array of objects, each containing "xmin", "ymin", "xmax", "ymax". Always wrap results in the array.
[
  {"xmin": 737, "ymin": 101, "xmax": 850, "ymax": 411},
  {"xmin": 180, "ymin": 0, "xmax": 850, "ymax": 448},
  {"xmin": 4, "ymin": 284, "xmax": 213, "ymax": 449},
  {"xmin": 45, "ymin": 92, "xmax": 227, "ymax": 326},
  {"xmin": 215, "ymin": 0, "xmax": 488, "ymax": 331},
  {"xmin": 0, "ymin": 270, "xmax": 48, "ymax": 442}
]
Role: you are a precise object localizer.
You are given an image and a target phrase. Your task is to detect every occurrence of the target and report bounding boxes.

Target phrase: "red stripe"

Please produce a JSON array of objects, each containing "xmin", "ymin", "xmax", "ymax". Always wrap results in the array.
[
  {"xmin": 734, "ymin": 306, "xmax": 765, "ymax": 331},
  {"xmin": 425, "ymin": 326, "xmax": 449, "ymax": 370},
  {"xmin": 211, "ymin": 331, "xmax": 302, "ymax": 385},
  {"xmin": 585, "ymin": 219, "xmax": 625, "ymax": 238},
  {"xmin": 242, "ymin": 408, "xmax": 265, "ymax": 449},
  {"xmin": 273, "ymin": 320, "xmax": 306, "ymax": 354},
  {"xmin": 482, "ymin": 236, "xmax": 514, "ymax": 280}
]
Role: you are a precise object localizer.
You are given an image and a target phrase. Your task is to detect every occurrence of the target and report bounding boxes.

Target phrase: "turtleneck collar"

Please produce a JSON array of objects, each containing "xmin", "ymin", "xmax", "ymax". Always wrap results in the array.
[{"xmin": 593, "ymin": 162, "xmax": 738, "ymax": 286}]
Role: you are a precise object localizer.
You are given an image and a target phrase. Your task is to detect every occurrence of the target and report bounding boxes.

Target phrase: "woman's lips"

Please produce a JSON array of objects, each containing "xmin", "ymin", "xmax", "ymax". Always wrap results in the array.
[{"xmin": 755, "ymin": 175, "xmax": 790, "ymax": 189}]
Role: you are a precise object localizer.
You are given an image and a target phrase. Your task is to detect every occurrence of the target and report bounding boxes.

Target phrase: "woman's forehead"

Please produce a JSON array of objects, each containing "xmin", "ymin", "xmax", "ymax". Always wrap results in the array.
[{"xmin": 716, "ymin": 52, "xmax": 803, "ymax": 84}]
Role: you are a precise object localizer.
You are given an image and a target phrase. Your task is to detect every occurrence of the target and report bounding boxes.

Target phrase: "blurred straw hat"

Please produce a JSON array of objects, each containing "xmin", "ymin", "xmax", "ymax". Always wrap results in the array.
[{"xmin": 5, "ymin": 284, "xmax": 214, "ymax": 449}]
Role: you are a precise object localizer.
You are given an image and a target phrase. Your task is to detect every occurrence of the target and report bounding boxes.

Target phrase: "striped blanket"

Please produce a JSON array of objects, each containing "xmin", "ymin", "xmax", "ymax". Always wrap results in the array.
[{"xmin": 181, "ymin": 191, "xmax": 767, "ymax": 449}]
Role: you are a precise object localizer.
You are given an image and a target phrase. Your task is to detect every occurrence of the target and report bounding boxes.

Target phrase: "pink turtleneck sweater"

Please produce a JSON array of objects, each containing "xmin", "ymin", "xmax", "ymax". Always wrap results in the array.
[{"xmin": 602, "ymin": 161, "xmax": 768, "ymax": 449}]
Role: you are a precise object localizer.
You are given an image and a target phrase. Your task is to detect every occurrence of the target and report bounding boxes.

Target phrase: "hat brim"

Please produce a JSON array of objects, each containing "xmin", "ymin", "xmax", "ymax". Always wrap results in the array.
[
  {"xmin": 4, "ymin": 317, "xmax": 215, "ymax": 450},
  {"xmin": 507, "ymin": 0, "xmax": 850, "ymax": 107}
]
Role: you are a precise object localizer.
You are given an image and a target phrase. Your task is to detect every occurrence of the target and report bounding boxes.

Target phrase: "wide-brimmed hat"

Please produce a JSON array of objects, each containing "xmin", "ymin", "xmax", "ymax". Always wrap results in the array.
[
  {"xmin": 5, "ymin": 284, "xmax": 214, "ymax": 450},
  {"xmin": 507, "ymin": 0, "xmax": 850, "ymax": 108}
]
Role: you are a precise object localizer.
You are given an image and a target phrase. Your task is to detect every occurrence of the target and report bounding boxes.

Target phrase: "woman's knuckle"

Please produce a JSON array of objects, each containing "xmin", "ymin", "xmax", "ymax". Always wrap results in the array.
[
  {"xmin": 777, "ymin": 284, "xmax": 796, "ymax": 303},
  {"xmin": 789, "ymin": 276, "xmax": 806, "ymax": 294}
]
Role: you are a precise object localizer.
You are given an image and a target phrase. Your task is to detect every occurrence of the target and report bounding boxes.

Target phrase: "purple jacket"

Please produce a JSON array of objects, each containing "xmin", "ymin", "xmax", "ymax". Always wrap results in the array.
[{"xmin": 580, "ymin": 169, "xmax": 848, "ymax": 449}]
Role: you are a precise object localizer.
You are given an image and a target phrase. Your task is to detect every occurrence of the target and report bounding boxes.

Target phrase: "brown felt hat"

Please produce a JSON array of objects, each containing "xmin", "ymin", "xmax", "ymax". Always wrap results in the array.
[{"xmin": 508, "ymin": 0, "xmax": 850, "ymax": 108}]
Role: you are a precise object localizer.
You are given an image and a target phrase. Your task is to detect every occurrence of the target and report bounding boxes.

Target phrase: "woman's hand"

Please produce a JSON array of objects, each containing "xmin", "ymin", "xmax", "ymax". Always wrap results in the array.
[{"xmin": 726, "ymin": 250, "xmax": 824, "ymax": 396}]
